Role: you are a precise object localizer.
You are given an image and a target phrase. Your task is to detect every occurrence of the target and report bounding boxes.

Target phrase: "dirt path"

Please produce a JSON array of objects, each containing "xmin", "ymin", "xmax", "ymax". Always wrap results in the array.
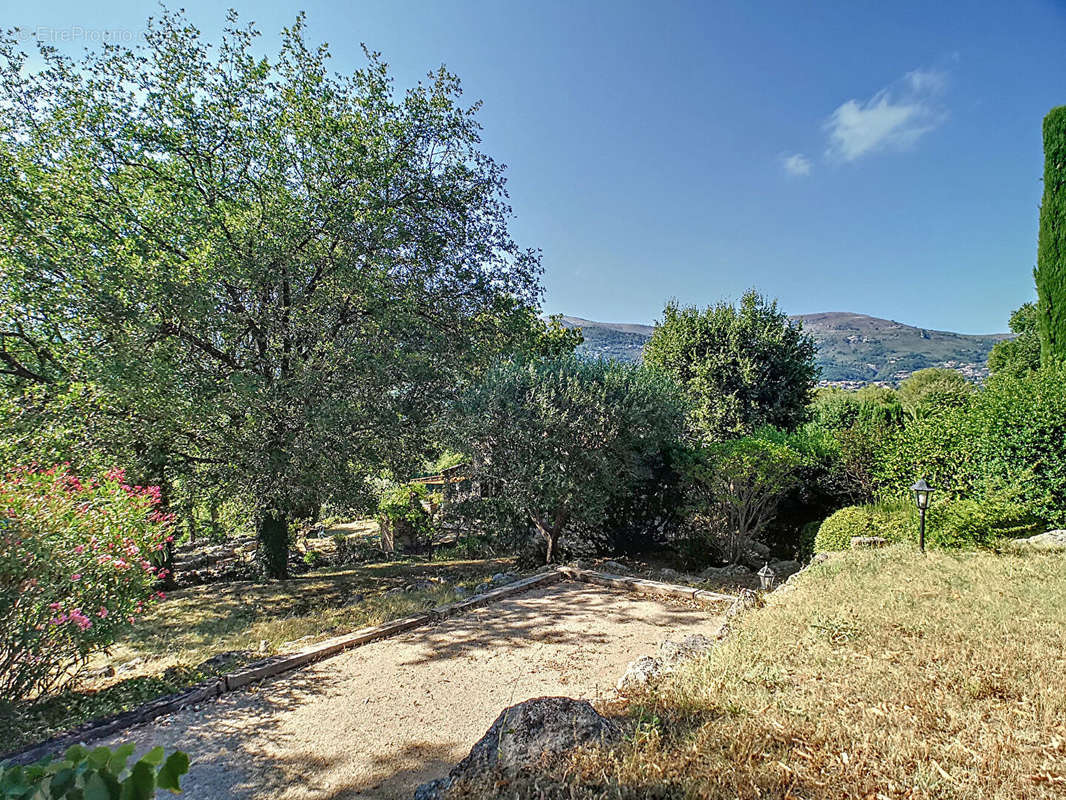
[{"xmin": 97, "ymin": 581, "xmax": 725, "ymax": 799}]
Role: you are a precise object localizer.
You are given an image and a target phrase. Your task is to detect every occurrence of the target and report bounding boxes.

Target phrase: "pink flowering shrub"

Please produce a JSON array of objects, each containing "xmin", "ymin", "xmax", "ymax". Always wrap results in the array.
[{"xmin": 0, "ymin": 465, "xmax": 173, "ymax": 703}]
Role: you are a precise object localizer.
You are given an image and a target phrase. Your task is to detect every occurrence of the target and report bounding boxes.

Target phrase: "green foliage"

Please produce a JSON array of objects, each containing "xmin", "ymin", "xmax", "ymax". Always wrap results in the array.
[
  {"xmin": 0, "ymin": 467, "xmax": 171, "ymax": 702},
  {"xmin": 814, "ymin": 492, "xmax": 1041, "ymax": 552},
  {"xmin": 874, "ymin": 402, "xmax": 978, "ymax": 498},
  {"xmin": 987, "ymin": 303, "xmax": 1041, "ymax": 378},
  {"xmin": 0, "ymin": 742, "xmax": 188, "ymax": 798},
  {"xmin": 1036, "ymin": 106, "xmax": 1066, "ymax": 365},
  {"xmin": 927, "ymin": 494, "xmax": 1042, "ymax": 549},
  {"xmin": 452, "ymin": 356, "xmax": 685, "ymax": 563},
  {"xmin": 643, "ymin": 290, "xmax": 818, "ymax": 441},
  {"xmin": 683, "ymin": 428, "xmax": 812, "ymax": 562},
  {"xmin": 0, "ymin": 9, "xmax": 542, "ymax": 578},
  {"xmin": 376, "ymin": 485, "xmax": 432, "ymax": 542},
  {"xmin": 814, "ymin": 501, "xmax": 916, "ymax": 551},
  {"xmin": 967, "ymin": 366, "xmax": 1066, "ymax": 526},
  {"xmin": 896, "ymin": 368, "xmax": 974, "ymax": 420}
]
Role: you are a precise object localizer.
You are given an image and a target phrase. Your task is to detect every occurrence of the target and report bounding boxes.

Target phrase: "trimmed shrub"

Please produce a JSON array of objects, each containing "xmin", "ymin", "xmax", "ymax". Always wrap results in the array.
[
  {"xmin": 0, "ymin": 466, "xmax": 172, "ymax": 702},
  {"xmin": 813, "ymin": 501, "xmax": 915, "ymax": 552},
  {"xmin": 0, "ymin": 742, "xmax": 188, "ymax": 798}
]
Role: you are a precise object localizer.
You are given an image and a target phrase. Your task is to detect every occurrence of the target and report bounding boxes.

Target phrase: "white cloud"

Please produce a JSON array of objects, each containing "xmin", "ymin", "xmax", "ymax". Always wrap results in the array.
[
  {"xmin": 824, "ymin": 68, "xmax": 948, "ymax": 162},
  {"xmin": 782, "ymin": 153, "xmax": 812, "ymax": 176}
]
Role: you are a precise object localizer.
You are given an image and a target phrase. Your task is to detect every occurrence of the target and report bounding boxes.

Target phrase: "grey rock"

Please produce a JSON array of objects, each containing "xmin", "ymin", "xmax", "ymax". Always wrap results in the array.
[
  {"xmin": 490, "ymin": 572, "xmax": 517, "ymax": 586},
  {"xmin": 658, "ymin": 634, "xmax": 715, "ymax": 665},
  {"xmin": 811, "ymin": 552, "xmax": 831, "ymax": 565},
  {"xmin": 450, "ymin": 697, "xmax": 620, "ymax": 779},
  {"xmin": 473, "ymin": 582, "xmax": 493, "ymax": 595},
  {"xmin": 601, "ymin": 560, "xmax": 628, "ymax": 574},
  {"xmin": 658, "ymin": 567, "xmax": 680, "ymax": 580},
  {"xmin": 384, "ymin": 587, "xmax": 406, "ymax": 598},
  {"xmin": 1007, "ymin": 530, "xmax": 1066, "ymax": 551},
  {"xmin": 768, "ymin": 559, "xmax": 801, "ymax": 577},
  {"xmin": 413, "ymin": 777, "xmax": 452, "ymax": 800},
  {"xmin": 346, "ymin": 592, "xmax": 366, "ymax": 605},
  {"xmin": 405, "ymin": 579, "xmax": 435, "ymax": 592},
  {"xmin": 616, "ymin": 655, "xmax": 663, "ymax": 691},
  {"xmin": 452, "ymin": 586, "xmax": 470, "ymax": 599}
]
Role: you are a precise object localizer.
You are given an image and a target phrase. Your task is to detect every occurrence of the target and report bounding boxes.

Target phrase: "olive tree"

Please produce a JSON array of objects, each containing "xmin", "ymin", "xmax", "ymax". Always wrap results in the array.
[
  {"xmin": 453, "ymin": 357, "xmax": 684, "ymax": 563},
  {"xmin": 0, "ymin": 10, "xmax": 541, "ymax": 577}
]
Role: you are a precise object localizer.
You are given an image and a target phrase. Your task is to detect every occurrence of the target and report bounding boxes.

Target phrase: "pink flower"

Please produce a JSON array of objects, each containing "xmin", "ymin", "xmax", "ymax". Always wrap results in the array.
[
  {"xmin": 70, "ymin": 573, "xmax": 81, "ymax": 582},
  {"xmin": 97, "ymin": 607, "xmax": 108, "ymax": 618}
]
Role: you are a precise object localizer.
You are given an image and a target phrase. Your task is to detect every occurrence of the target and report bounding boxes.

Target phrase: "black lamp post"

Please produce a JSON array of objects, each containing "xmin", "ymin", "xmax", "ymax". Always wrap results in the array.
[{"xmin": 910, "ymin": 478, "xmax": 934, "ymax": 552}]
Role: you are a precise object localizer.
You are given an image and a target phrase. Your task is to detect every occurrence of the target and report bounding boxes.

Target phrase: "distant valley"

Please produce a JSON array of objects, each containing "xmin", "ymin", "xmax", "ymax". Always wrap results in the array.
[{"xmin": 560, "ymin": 312, "xmax": 1012, "ymax": 386}]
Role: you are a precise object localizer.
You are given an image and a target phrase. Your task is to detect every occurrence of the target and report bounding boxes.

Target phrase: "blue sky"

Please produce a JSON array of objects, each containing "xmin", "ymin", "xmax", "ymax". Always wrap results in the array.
[{"xmin": 6, "ymin": 0, "xmax": 1066, "ymax": 333}]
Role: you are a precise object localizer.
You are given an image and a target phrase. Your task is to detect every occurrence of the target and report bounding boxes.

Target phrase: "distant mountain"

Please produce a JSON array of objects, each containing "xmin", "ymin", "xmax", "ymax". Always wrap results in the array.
[{"xmin": 560, "ymin": 312, "xmax": 1012, "ymax": 386}]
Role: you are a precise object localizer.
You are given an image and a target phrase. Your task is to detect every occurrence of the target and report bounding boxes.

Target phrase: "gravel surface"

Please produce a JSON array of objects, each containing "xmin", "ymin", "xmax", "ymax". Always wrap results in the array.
[{"xmin": 97, "ymin": 581, "xmax": 726, "ymax": 799}]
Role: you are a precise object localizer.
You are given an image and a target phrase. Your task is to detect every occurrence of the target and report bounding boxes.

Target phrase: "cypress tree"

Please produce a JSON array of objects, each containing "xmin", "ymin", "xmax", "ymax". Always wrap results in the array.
[{"xmin": 1036, "ymin": 106, "xmax": 1066, "ymax": 364}]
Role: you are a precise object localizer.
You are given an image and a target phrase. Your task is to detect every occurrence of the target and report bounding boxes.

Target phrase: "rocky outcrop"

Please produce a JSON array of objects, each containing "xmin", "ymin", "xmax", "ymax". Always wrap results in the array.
[
  {"xmin": 414, "ymin": 697, "xmax": 620, "ymax": 799},
  {"xmin": 1007, "ymin": 530, "xmax": 1066, "ymax": 551}
]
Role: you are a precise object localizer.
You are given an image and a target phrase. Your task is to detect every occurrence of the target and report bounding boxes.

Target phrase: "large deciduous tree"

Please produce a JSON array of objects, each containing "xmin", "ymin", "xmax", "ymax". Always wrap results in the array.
[
  {"xmin": 643, "ymin": 290, "xmax": 817, "ymax": 441},
  {"xmin": 453, "ymin": 357, "xmax": 684, "ymax": 563},
  {"xmin": 988, "ymin": 302, "xmax": 1042, "ymax": 379},
  {"xmin": 0, "ymin": 10, "xmax": 541, "ymax": 577},
  {"xmin": 1036, "ymin": 106, "xmax": 1066, "ymax": 365}
]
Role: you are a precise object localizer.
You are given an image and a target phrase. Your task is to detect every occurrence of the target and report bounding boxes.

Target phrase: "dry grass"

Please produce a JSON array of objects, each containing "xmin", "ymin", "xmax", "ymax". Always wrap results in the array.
[
  {"xmin": 1, "ymin": 556, "xmax": 513, "ymax": 754},
  {"xmin": 529, "ymin": 547, "xmax": 1066, "ymax": 799}
]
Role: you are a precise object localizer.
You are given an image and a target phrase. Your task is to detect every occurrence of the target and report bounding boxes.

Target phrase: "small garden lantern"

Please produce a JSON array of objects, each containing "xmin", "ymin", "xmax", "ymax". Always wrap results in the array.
[
  {"xmin": 910, "ymin": 478, "xmax": 934, "ymax": 552},
  {"xmin": 757, "ymin": 562, "xmax": 776, "ymax": 591}
]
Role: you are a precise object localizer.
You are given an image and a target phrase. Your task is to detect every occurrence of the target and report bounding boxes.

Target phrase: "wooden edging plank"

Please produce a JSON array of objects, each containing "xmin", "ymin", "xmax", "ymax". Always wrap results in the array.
[
  {"xmin": 558, "ymin": 566, "xmax": 735, "ymax": 606},
  {"xmin": 2, "ymin": 568, "xmax": 565, "ymax": 766}
]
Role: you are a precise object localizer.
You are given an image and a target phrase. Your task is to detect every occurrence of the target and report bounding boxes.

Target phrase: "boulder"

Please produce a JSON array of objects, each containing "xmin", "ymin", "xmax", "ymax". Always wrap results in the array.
[
  {"xmin": 473, "ymin": 582, "xmax": 492, "ymax": 595},
  {"xmin": 601, "ymin": 560, "xmax": 628, "ymax": 574},
  {"xmin": 415, "ymin": 697, "xmax": 621, "ymax": 797},
  {"xmin": 658, "ymin": 567, "xmax": 680, "ymax": 581},
  {"xmin": 658, "ymin": 634, "xmax": 715, "ymax": 666},
  {"xmin": 616, "ymin": 655, "xmax": 663, "ymax": 691},
  {"xmin": 384, "ymin": 587, "xmax": 406, "ymax": 598},
  {"xmin": 452, "ymin": 586, "xmax": 470, "ymax": 599},
  {"xmin": 768, "ymin": 559, "xmax": 801, "ymax": 578},
  {"xmin": 490, "ymin": 572, "xmax": 517, "ymax": 586},
  {"xmin": 405, "ymin": 579, "xmax": 435, "ymax": 592},
  {"xmin": 1007, "ymin": 530, "xmax": 1066, "ymax": 552}
]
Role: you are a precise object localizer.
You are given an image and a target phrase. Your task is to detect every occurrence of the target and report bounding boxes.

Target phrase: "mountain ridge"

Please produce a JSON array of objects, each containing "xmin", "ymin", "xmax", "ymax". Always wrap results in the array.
[{"xmin": 559, "ymin": 312, "xmax": 1011, "ymax": 385}]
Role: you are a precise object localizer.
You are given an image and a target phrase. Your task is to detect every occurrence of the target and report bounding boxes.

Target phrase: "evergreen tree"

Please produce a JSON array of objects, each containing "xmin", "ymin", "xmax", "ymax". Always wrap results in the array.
[{"xmin": 1036, "ymin": 106, "xmax": 1066, "ymax": 365}]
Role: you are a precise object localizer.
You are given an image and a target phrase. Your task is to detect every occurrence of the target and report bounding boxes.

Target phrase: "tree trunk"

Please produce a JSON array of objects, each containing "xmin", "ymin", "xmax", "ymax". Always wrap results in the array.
[
  {"xmin": 532, "ymin": 509, "xmax": 568, "ymax": 565},
  {"xmin": 257, "ymin": 510, "xmax": 290, "ymax": 579}
]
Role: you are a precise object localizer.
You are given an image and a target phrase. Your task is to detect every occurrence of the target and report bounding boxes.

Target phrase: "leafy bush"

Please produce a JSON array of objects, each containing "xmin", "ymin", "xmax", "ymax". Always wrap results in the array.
[
  {"xmin": 0, "ymin": 467, "xmax": 172, "ymax": 702},
  {"xmin": 967, "ymin": 367, "xmax": 1066, "ymax": 526},
  {"xmin": 813, "ymin": 501, "xmax": 915, "ymax": 552},
  {"xmin": 814, "ymin": 493, "xmax": 1042, "ymax": 552},
  {"xmin": 0, "ymin": 742, "xmax": 188, "ymax": 798},
  {"xmin": 376, "ymin": 485, "xmax": 432, "ymax": 549},
  {"xmin": 928, "ymin": 494, "xmax": 1042, "ymax": 549}
]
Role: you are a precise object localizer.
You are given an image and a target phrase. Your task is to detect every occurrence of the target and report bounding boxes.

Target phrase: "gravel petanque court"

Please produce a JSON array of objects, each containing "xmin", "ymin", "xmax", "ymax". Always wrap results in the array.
[{"xmin": 95, "ymin": 580, "xmax": 725, "ymax": 799}]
